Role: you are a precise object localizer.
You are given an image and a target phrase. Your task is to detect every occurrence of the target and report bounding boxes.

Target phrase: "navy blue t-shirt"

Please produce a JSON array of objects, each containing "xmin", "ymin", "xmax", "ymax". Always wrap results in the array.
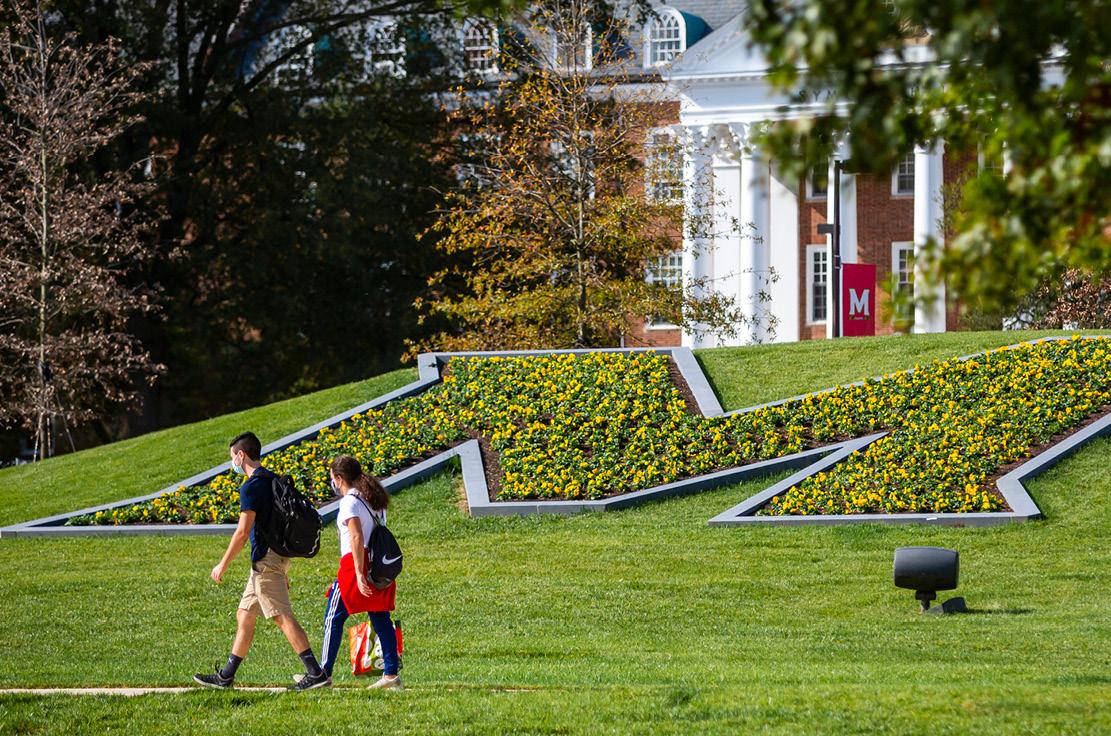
[{"xmin": 239, "ymin": 467, "xmax": 276, "ymax": 563}]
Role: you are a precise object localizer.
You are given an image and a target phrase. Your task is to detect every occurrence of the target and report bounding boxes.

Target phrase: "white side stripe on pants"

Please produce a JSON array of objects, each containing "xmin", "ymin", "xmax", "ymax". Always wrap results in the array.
[{"xmin": 320, "ymin": 583, "xmax": 342, "ymax": 668}]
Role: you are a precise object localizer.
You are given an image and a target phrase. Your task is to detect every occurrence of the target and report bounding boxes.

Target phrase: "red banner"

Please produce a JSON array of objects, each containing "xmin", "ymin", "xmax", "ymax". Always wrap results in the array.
[{"xmin": 841, "ymin": 263, "xmax": 876, "ymax": 337}]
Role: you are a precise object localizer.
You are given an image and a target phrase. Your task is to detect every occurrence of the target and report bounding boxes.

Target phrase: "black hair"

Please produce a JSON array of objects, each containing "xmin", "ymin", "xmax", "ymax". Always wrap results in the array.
[{"xmin": 229, "ymin": 432, "xmax": 262, "ymax": 462}]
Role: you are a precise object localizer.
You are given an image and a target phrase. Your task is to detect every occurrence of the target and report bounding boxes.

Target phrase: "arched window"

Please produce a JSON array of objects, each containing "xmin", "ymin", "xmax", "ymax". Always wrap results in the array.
[
  {"xmin": 462, "ymin": 18, "xmax": 498, "ymax": 74},
  {"xmin": 644, "ymin": 8, "xmax": 685, "ymax": 68}
]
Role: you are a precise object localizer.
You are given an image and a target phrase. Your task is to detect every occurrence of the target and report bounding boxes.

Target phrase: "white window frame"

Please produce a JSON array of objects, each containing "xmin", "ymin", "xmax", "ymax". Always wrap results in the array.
[
  {"xmin": 806, "ymin": 163, "xmax": 828, "ymax": 201},
  {"xmin": 642, "ymin": 8, "xmax": 686, "ymax": 68},
  {"xmin": 891, "ymin": 152, "xmax": 915, "ymax": 196},
  {"xmin": 891, "ymin": 241, "xmax": 915, "ymax": 317},
  {"xmin": 645, "ymin": 128, "xmax": 683, "ymax": 203},
  {"xmin": 646, "ymin": 250, "xmax": 684, "ymax": 328},
  {"xmin": 805, "ymin": 244, "xmax": 829, "ymax": 325},
  {"xmin": 365, "ymin": 18, "xmax": 405, "ymax": 78},
  {"xmin": 977, "ymin": 144, "xmax": 1003, "ymax": 175},
  {"xmin": 461, "ymin": 18, "xmax": 499, "ymax": 75},
  {"xmin": 269, "ymin": 25, "xmax": 314, "ymax": 85},
  {"xmin": 550, "ymin": 24, "xmax": 592, "ymax": 72}
]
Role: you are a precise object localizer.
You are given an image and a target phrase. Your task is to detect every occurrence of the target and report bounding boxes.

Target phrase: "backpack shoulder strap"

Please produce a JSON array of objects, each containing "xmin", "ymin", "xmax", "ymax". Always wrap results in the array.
[
  {"xmin": 351, "ymin": 493, "xmax": 384, "ymax": 527},
  {"xmin": 268, "ymin": 474, "xmax": 285, "ymax": 502},
  {"xmin": 270, "ymin": 473, "xmax": 290, "ymax": 493}
]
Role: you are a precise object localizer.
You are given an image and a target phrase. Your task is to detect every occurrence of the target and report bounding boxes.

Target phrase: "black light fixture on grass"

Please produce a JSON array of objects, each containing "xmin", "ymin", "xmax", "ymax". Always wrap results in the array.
[{"xmin": 893, "ymin": 546, "xmax": 968, "ymax": 614}]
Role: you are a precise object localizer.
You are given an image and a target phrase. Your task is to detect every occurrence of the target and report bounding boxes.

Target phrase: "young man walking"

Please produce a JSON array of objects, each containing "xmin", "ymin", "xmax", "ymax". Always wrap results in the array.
[{"xmin": 193, "ymin": 431, "xmax": 331, "ymax": 691}]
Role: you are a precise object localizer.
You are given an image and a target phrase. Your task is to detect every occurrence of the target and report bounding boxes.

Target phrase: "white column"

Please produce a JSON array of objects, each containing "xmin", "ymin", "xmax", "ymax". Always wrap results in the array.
[
  {"xmin": 913, "ymin": 141, "xmax": 947, "ymax": 333},
  {"xmin": 831, "ymin": 137, "xmax": 857, "ymax": 266},
  {"xmin": 710, "ymin": 141, "xmax": 743, "ymax": 347},
  {"xmin": 824, "ymin": 158, "xmax": 838, "ymax": 339},
  {"xmin": 767, "ymin": 166, "xmax": 800, "ymax": 343},
  {"xmin": 680, "ymin": 126, "xmax": 714, "ymax": 348},
  {"xmin": 739, "ymin": 141, "xmax": 771, "ymax": 343}
]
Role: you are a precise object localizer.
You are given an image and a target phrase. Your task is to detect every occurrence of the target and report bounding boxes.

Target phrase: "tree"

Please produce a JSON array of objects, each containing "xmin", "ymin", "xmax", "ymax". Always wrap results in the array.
[
  {"xmin": 20, "ymin": 0, "xmax": 526, "ymax": 434},
  {"xmin": 0, "ymin": 2, "xmax": 488, "ymax": 433},
  {"xmin": 745, "ymin": 0, "xmax": 1109, "ymax": 315},
  {"xmin": 1014, "ymin": 270, "xmax": 1111, "ymax": 330},
  {"xmin": 412, "ymin": 0, "xmax": 745, "ymax": 353},
  {"xmin": 0, "ymin": 0, "xmax": 162, "ymax": 460}
]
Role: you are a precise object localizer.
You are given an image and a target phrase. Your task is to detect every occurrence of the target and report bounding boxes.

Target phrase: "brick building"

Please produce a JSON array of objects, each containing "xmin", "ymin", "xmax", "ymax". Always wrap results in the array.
[
  {"xmin": 344, "ymin": 2, "xmax": 1025, "ymax": 347},
  {"xmin": 617, "ymin": 2, "xmax": 1000, "ymax": 347}
]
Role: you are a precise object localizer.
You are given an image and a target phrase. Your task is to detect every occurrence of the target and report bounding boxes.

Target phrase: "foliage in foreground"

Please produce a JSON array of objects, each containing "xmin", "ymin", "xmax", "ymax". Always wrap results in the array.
[
  {"xmin": 745, "ymin": 0, "xmax": 1110, "ymax": 315},
  {"xmin": 71, "ymin": 337, "xmax": 1111, "ymax": 525}
]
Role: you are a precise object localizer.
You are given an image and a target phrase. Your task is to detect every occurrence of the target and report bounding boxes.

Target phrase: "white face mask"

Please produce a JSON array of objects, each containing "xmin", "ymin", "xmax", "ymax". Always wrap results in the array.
[{"xmin": 231, "ymin": 451, "xmax": 245, "ymax": 475}]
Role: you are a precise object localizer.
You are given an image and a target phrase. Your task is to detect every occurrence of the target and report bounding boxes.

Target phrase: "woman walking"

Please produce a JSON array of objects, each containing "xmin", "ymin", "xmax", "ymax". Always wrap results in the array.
[{"xmin": 309, "ymin": 455, "xmax": 402, "ymax": 690}]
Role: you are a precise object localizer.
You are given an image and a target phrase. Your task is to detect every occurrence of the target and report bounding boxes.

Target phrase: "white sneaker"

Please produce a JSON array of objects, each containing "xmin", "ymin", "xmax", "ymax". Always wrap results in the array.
[{"xmin": 368, "ymin": 675, "xmax": 403, "ymax": 691}]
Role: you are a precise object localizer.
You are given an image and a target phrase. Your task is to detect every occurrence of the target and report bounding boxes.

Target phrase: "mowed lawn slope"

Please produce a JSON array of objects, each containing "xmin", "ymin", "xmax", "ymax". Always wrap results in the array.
[
  {"xmin": 1, "ymin": 328, "xmax": 1100, "ymax": 526},
  {"xmin": 0, "ymin": 368, "xmax": 417, "ymax": 527},
  {"xmin": 0, "ymin": 330, "xmax": 1108, "ymax": 735}
]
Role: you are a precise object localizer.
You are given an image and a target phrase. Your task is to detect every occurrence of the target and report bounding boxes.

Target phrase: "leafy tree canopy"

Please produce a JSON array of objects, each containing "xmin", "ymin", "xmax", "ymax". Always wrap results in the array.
[{"xmin": 747, "ymin": 0, "xmax": 1109, "ymax": 314}]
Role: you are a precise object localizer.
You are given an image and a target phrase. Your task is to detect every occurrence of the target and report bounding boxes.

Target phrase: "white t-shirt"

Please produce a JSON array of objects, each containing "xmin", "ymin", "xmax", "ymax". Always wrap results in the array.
[{"xmin": 336, "ymin": 492, "xmax": 385, "ymax": 557}]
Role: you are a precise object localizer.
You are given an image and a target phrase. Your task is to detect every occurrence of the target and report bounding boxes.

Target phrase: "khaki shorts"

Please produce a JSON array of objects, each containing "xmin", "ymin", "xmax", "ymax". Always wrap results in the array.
[{"xmin": 238, "ymin": 550, "xmax": 293, "ymax": 619}]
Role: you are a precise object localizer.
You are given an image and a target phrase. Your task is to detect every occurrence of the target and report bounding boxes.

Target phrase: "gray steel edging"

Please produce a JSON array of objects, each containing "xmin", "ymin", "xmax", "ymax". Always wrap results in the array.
[
  {"xmin": 996, "ymin": 412, "xmax": 1111, "ymax": 519},
  {"xmin": 708, "ymin": 432, "xmax": 886, "ymax": 525},
  {"xmin": 707, "ymin": 512, "xmax": 1028, "ymax": 527},
  {"xmin": 464, "ymin": 441, "xmax": 850, "ymax": 517},
  {"xmin": 0, "ymin": 347, "xmax": 714, "ymax": 536},
  {"xmin": 1, "ymin": 336, "xmax": 1106, "ymax": 537},
  {"xmin": 0, "ymin": 368, "xmax": 442, "ymax": 537},
  {"xmin": 0, "ymin": 524, "xmax": 240, "ymax": 538}
]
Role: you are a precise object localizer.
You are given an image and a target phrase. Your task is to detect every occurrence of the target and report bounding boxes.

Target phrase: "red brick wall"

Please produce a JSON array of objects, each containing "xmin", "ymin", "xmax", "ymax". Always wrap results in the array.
[
  {"xmin": 621, "ymin": 102, "xmax": 682, "ymax": 347},
  {"xmin": 854, "ymin": 171, "xmax": 915, "ymax": 336},
  {"xmin": 797, "ymin": 181, "xmax": 829, "ymax": 341},
  {"xmin": 625, "ymin": 320, "xmax": 682, "ymax": 347}
]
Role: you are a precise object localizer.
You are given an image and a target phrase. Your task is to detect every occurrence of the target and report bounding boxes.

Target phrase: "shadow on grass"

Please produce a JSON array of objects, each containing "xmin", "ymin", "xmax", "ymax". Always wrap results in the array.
[{"xmin": 963, "ymin": 608, "xmax": 1034, "ymax": 616}]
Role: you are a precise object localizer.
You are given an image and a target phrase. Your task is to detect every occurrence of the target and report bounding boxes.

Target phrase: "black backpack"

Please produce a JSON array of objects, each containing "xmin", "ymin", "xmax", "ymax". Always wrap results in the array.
[
  {"xmin": 264, "ymin": 474, "xmax": 322, "ymax": 558},
  {"xmin": 355, "ymin": 495, "xmax": 403, "ymax": 589}
]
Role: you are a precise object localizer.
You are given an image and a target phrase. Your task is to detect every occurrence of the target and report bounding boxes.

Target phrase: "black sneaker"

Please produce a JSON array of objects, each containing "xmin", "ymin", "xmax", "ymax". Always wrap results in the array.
[
  {"xmin": 193, "ymin": 666, "xmax": 234, "ymax": 689},
  {"xmin": 289, "ymin": 670, "xmax": 332, "ymax": 692}
]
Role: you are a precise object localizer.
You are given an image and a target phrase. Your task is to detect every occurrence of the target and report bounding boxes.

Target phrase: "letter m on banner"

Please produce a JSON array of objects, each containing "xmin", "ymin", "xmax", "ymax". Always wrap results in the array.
[{"xmin": 841, "ymin": 263, "xmax": 876, "ymax": 337}]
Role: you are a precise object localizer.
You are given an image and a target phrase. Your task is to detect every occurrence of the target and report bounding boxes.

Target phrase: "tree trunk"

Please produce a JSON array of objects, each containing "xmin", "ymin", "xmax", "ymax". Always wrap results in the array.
[{"xmin": 37, "ymin": 130, "xmax": 50, "ymax": 460}]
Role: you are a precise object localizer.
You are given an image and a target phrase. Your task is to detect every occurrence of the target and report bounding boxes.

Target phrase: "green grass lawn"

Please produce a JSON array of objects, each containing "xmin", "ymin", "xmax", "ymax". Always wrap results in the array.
[
  {"xmin": 1, "ymin": 329, "xmax": 1100, "ymax": 527},
  {"xmin": 0, "ymin": 330, "xmax": 1108, "ymax": 734},
  {"xmin": 0, "ymin": 368, "xmax": 416, "ymax": 527},
  {"xmin": 693, "ymin": 328, "xmax": 1111, "ymax": 410}
]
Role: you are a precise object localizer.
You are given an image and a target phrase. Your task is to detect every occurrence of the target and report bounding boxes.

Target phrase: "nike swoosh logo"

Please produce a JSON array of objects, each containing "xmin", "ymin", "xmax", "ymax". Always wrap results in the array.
[{"xmin": 381, "ymin": 554, "xmax": 401, "ymax": 565}]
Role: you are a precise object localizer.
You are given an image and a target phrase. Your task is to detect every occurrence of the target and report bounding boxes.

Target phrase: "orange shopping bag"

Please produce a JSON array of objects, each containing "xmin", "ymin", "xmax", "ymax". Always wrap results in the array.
[
  {"xmin": 348, "ymin": 622, "xmax": 375, "ymax": 676},
  {"xmin": 348, "ymin": 620, "xmax": 404, "ymax": 676}
]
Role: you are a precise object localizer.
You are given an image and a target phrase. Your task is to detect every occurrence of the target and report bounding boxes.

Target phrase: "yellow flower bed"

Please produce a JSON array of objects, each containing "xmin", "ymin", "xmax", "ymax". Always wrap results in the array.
[{"xmin": 72, "ymin": 337, "xmax": 1111, "ymax": 524}]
